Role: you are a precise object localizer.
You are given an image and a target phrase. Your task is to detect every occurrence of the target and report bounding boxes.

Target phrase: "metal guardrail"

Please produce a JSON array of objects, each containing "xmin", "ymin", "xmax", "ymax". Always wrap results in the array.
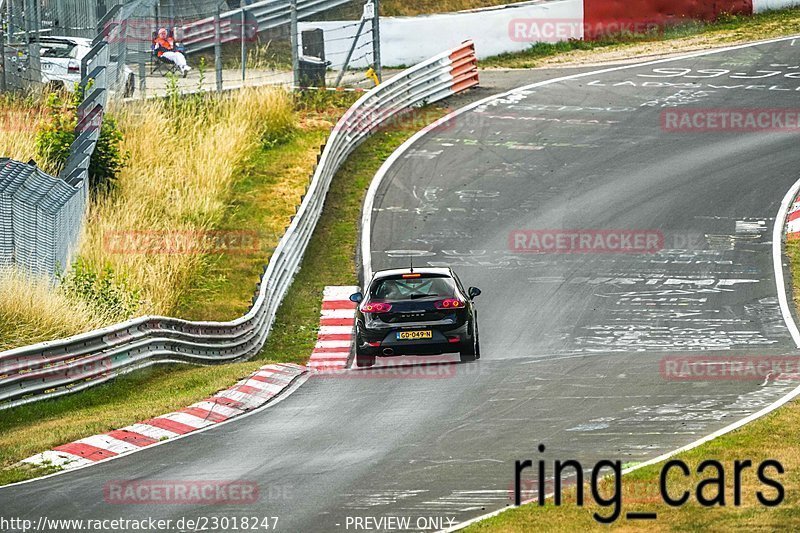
[
  {"xmin": 0, "ymin": 41, "xmax": 479, "ymax": 410},
  {"xmin": 180, "ymin": 0, "xmax": 352, "ymax": 53}
]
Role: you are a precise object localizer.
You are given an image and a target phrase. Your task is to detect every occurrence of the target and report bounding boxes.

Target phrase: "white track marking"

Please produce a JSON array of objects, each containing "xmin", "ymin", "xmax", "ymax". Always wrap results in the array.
[
  {"xmin": 75, "ymin": 435, "xmax": 141, "ymax": 455},
  {"xmin": 122, "ymin": 423, "xmax": 181, "ymax": 441},
  {"xmin": 324, "ymin": 286, "xmax": 360, "ymax": 299},
  {"xmin": 321, "ymin": 309, "xmax": 356, "ymax": 319},
  {"xmin": 320, "ymin": 326, "xmax": 355, "ymax": 335},
  {"xmin": 188, "ymin": 401, "xmax": 243, "ymax": 418},
  {"xmin": 775, "ymin": 180, "xmax": 800, "ymax": 347},
  {"xmin": 158, "ymin": 412, "xmax": 217, "ymax": 429},
  {"xmin": 315, "ymin": 340, "xmax": 353, "ymax": 349}
]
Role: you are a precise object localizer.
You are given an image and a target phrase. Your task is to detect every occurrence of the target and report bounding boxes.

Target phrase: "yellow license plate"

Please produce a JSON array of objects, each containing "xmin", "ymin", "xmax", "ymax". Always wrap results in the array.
[{"xmin": 397, "ymin": 331, "xmax": 433, "ymax": 340}]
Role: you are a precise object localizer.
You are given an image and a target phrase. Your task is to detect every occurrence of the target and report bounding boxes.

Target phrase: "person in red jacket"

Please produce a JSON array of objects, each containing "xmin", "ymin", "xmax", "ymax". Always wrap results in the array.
[{"xmin": 154, "ymin": 28, "xmax": 191, "ymax": 76}]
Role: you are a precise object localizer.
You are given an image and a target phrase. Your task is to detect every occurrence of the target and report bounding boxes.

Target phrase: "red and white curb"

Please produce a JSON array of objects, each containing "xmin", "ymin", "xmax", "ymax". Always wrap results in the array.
[
  {"xmin": 307, "ymin": 286, "xmax": 358, "ymax": 372},
  {"xmin": 19, "ymin": 363, "xmax": 306, "ymax": 472},
  {"xmin": 18, "ymin": 286, "xmax": 358, "ymax": 473},
  {"xmin": 786, "ymin": 193, "xmax": 800, "ymax": 238}
]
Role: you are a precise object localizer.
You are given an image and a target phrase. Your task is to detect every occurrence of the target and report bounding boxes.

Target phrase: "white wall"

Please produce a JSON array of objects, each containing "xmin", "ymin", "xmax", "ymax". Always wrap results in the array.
[
  {"xmin": 299, "ymin": 0, "xmax": 583, "ymax": 68},
  {"xmin": 753, "ymin": 0, "xmax": 800, "ymax": 13}
]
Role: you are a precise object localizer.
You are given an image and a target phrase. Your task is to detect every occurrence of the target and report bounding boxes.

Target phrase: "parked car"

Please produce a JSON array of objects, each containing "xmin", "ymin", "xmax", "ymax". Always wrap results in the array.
[{"xmin": 10, "ymin": 36, "xmax": 136, "ymax": 97}]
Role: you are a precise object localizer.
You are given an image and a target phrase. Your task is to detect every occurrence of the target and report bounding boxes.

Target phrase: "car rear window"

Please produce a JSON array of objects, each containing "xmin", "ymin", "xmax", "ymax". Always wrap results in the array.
[
  {"xmin": 40, "ymin": 41, "xmax": 76, "ymax": 58},
  {"xmin": 370, "ymin": 276, "xmax": 456, "ymax": 301}
]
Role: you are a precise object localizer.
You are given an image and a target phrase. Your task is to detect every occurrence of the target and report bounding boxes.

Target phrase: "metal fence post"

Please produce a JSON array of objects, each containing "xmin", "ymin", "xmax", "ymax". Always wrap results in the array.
[
  {"xmin": 240, "ymin": 0, "xmax": 246, "ymax": 82},
  {"xmin": 1, "ymin": 19, "xmax": 6, "ymax": 92},
  {"xmin": 372, "ymin": 0, "xmax": 381, "ymax": 82},
  {"xmin": 215, "ymin": 3, "xmax": 223, "ymax": 93},
  {"xmin": 23, "ymin": 0, "xmax": 40, "ymax": 89},
  {"xmin": 290, "ymin": 0, "xmax": 299, "ymax": 88},
  {"xmin": 334, "ymin": 8, "xmax": 368, "ymax": 87}
]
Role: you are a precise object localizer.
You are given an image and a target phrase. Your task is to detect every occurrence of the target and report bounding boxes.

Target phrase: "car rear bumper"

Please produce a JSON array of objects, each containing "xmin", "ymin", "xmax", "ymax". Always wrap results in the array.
[{"xmin": 356, "ymin": 322, "xmax": 471, "ymax": 357}]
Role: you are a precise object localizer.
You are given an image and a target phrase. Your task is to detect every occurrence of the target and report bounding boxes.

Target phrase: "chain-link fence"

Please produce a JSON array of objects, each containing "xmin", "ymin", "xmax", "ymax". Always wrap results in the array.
[
  {"xmin": 2, "ymin": 0, "xmax": 383, "ymax": 97},
  {"xmin": 121, "ymin": 0, "xmax": 382, "ymax": 98}
]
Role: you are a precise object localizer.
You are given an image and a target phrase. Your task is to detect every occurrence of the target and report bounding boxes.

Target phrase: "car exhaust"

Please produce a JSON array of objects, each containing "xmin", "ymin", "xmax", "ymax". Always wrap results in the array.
[{"xmin": 383, "ymin": 348, "xmax": 394, "ymax": 356}]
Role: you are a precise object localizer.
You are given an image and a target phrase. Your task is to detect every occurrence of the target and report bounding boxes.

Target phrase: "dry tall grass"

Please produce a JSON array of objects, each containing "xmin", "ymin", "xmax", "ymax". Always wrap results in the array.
[
  {"xmin": 0, "ymin": 86, "xmax": 295, "ymax": 350},
  {"xmin": 0, "ymin": 268, "xmax": 113, "ymax": 351},
  {"xmin": 0, "ymin": 95, "xmax": 45, "ymax": 164},
  {"xmin": 83, "ymin": 86, "xmax": 295, "ymax": 315}
]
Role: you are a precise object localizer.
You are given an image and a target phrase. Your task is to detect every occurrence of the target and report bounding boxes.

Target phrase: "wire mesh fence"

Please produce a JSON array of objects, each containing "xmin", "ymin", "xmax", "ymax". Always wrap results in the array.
[
  {"xmin": 2, "ymin": 0, "xmax": 383, "ymax": 98},
  {"xmin": 126, "ymin": 0, "xmax": 382, "ymax": 98}
]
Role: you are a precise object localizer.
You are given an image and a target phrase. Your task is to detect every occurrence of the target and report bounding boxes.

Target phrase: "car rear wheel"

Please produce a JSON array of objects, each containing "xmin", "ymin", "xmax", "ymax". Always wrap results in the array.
[
  {"xmin": 355, "ymin": 354, "xmax": 376, "ymax": 368},
  {"xmin": 460, "ymin": 337, "xmax": 478, "ymax": 363}
]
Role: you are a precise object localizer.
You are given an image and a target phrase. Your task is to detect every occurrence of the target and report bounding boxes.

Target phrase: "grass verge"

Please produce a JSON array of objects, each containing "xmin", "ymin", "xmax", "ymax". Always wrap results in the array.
[
  {"xmin": 0, "ymin": 94, "xmax": 344, "ymax": 484},
  {"xmin": 258, "ymin": 105, "xmax": 452, "ymax": 363},
  {"xmin": 482, "ymin": 7, "xmax": 800, "ymax": 69}
]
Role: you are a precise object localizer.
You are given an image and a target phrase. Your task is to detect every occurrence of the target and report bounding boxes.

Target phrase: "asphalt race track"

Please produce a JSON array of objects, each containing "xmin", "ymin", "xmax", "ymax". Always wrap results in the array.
[{"xmin": 2, "ymin": 38, "xmax": 800, "ymax": 532}]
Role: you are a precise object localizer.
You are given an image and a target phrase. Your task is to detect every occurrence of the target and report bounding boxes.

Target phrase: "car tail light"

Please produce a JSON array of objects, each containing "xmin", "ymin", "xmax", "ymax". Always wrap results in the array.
[
  {"xmin": 434, "ymin": 298, "xmax": 465, "ymax": 310},
  {"xmin": 447, "ymin": 336, "xmax": 461, "ymax": 344},
  {"xmin": 367, "ymin": 341, "xmax": 381, "ymax": 347},
  {"xmin": 362, "ymin": 301, "xmax": 392, "ymax": 313},
  {"xmin": 68, "ymin": 60, "xmax": 80, "ymax": 73}
]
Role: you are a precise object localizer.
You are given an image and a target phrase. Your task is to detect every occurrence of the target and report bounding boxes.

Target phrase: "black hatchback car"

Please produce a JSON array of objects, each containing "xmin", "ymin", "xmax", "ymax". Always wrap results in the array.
[{"xmin": 350, "ymin": 267, "xmax": 481, "ymax": 367}]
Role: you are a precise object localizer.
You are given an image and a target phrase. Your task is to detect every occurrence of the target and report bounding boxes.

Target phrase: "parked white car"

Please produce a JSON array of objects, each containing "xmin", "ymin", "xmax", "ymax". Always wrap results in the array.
[{"xmin": 38, "ymin": 36, "xmax": 136, "ymax": 97}]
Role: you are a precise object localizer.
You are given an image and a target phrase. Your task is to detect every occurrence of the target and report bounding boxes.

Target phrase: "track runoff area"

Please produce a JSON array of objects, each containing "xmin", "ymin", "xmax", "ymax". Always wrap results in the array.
[{"xmin": 2, "ymin": 37, "xmax": 800, "ymax": 533}]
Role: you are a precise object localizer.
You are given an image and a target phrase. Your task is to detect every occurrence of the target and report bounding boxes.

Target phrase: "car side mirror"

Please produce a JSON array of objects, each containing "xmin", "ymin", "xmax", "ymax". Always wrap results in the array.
[
  {"xmin": 350, "ymin": 292, "xmax": 363, "ymax": 303},
  {"xmin": 468, "ymin": 287, "xmax": 481, "ymax": 300}
]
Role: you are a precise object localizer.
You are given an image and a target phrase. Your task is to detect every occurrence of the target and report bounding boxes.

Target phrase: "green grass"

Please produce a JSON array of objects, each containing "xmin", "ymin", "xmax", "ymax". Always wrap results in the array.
[
  {"xmin": 789, "ymin": 239, "xmax": 800, "ymax": 312},
  {"xmin": 176, "ymin": 128, "xmax": 330, "ymax": 322},
  {"xmin": 483, "ymin": 7, "xmax": 800, "ymax": 68},
  {"xmin": 0, "ymin": 362, "xmax": 267, "ymax": 485},
  {"xmin": 0, "ymin": 111, "xmax": 343, "ymax": 486}
]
